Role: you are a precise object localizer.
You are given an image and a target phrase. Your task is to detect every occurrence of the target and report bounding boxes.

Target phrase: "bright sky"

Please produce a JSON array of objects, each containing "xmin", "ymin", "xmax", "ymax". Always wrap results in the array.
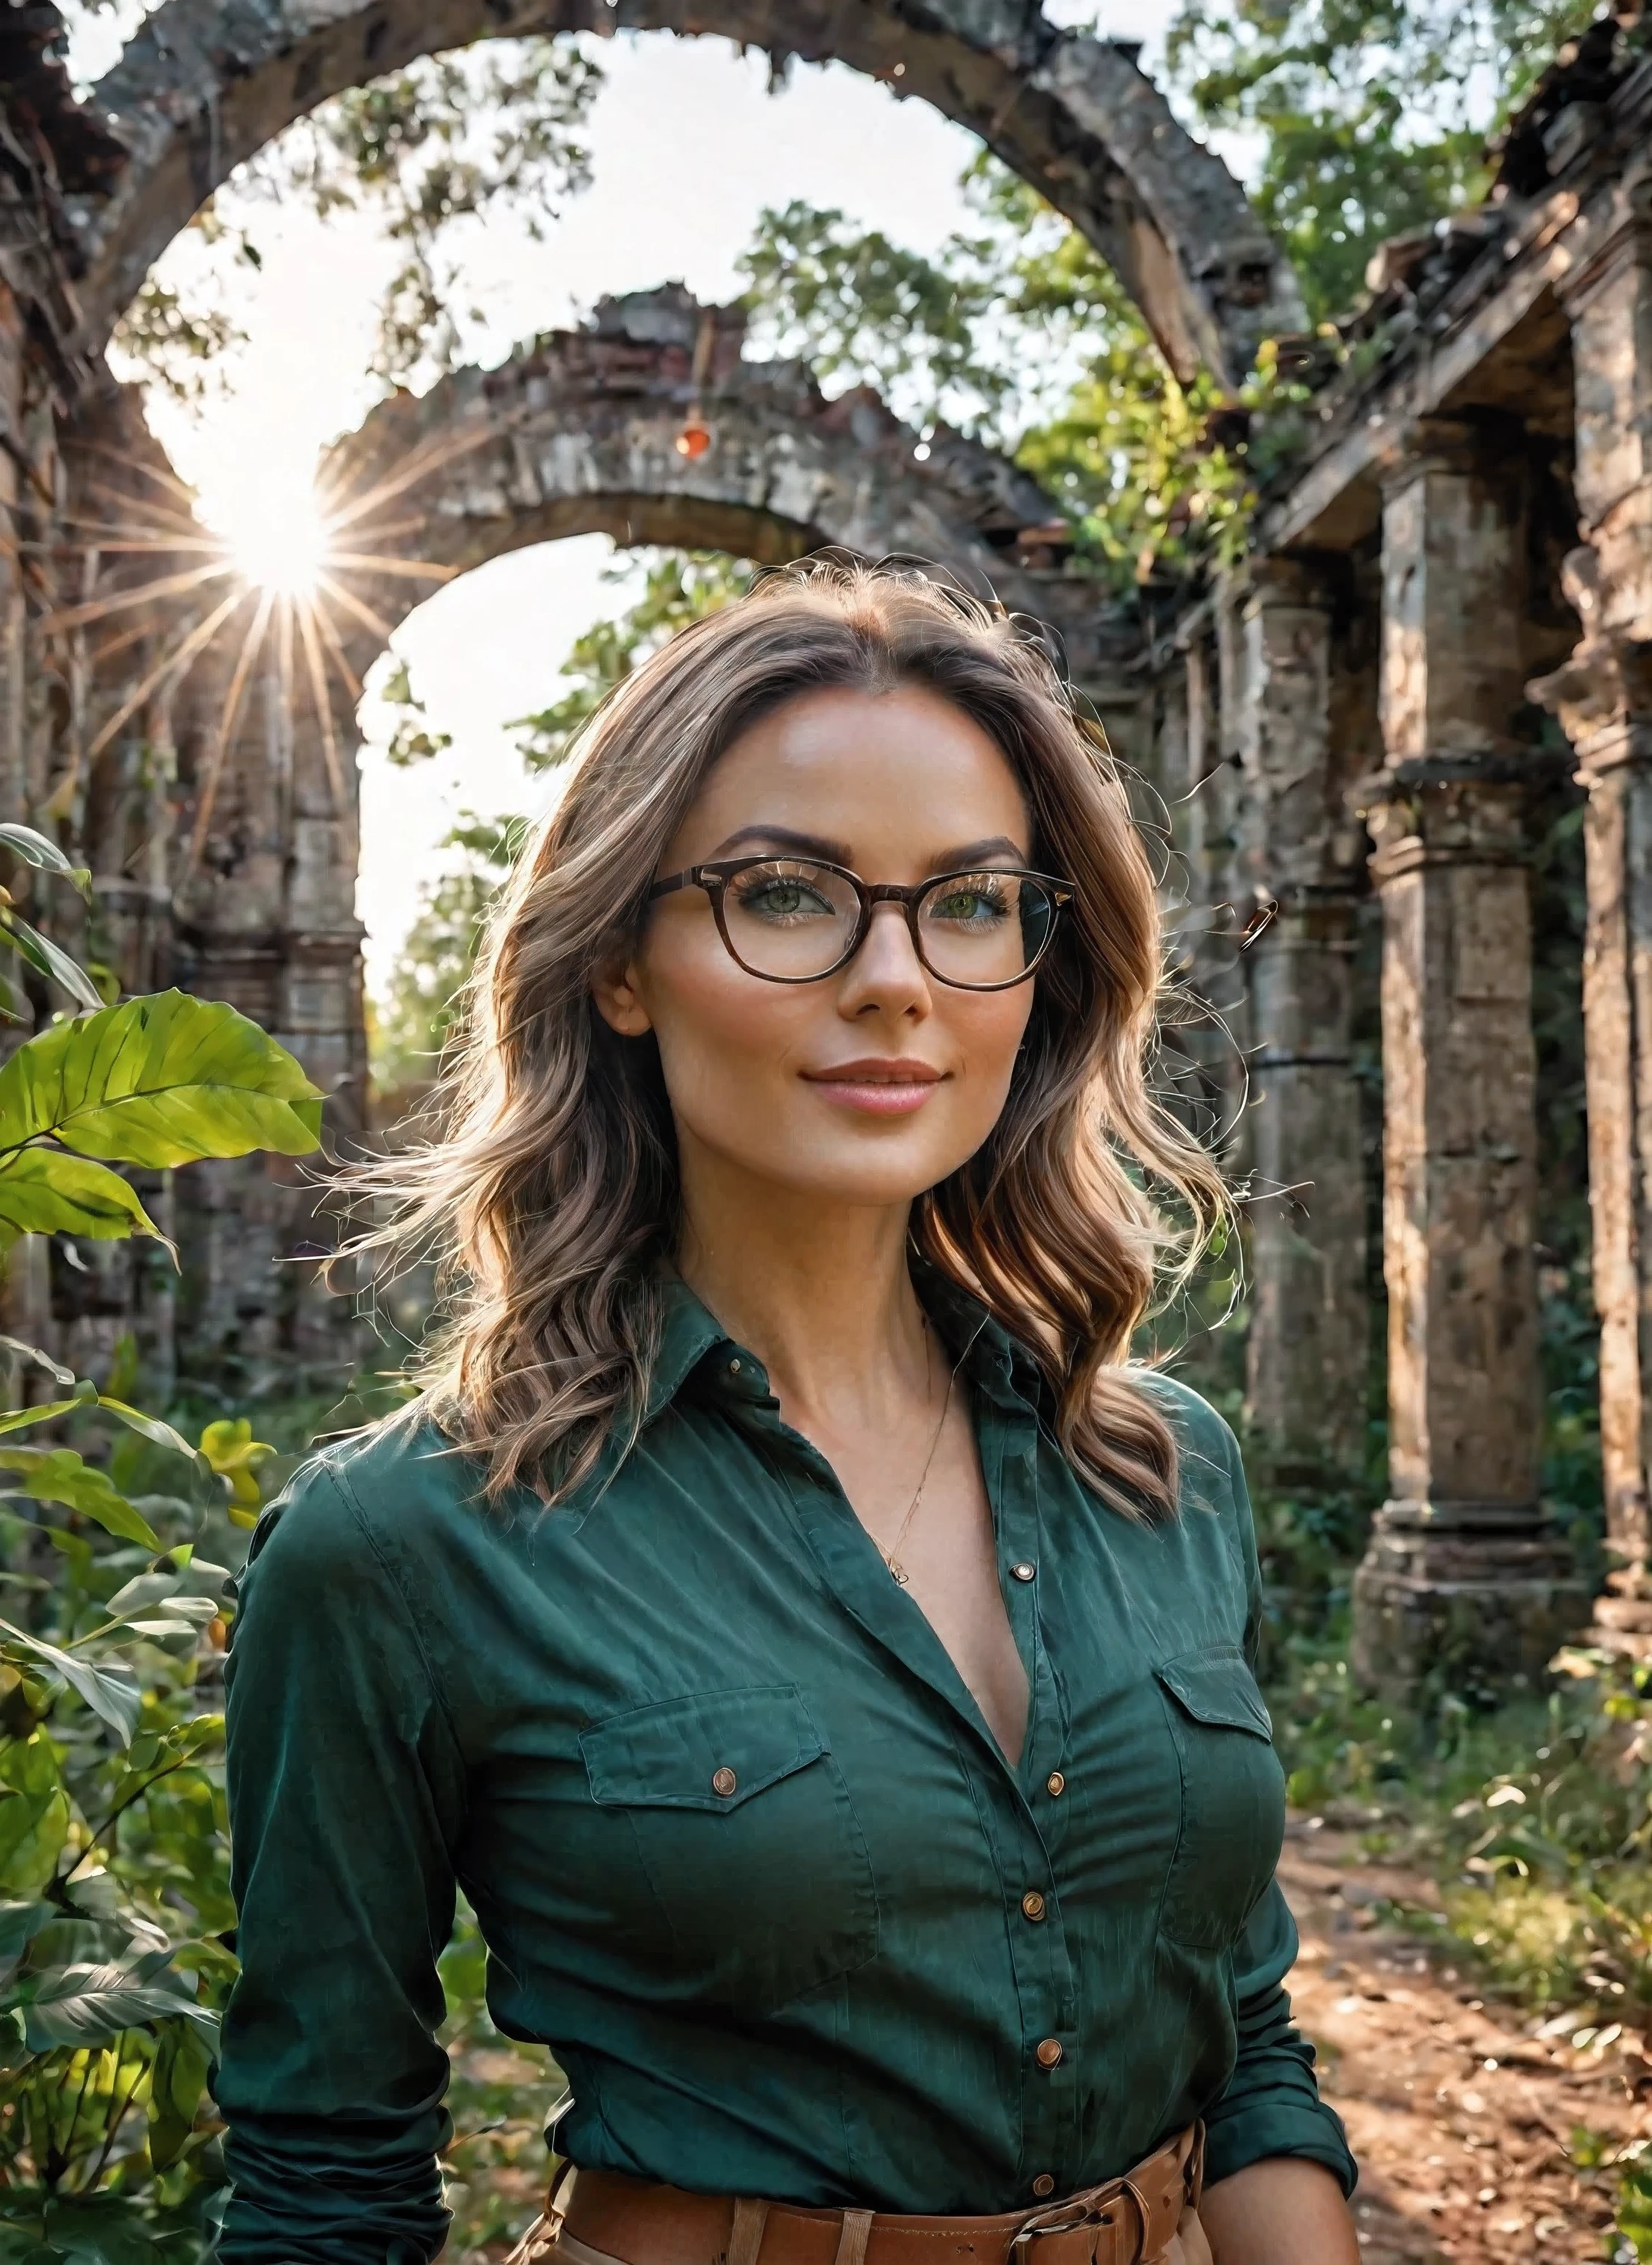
[{"xmin": 81, "ymin": 3, "xmax": 1182, "ymax": 999}]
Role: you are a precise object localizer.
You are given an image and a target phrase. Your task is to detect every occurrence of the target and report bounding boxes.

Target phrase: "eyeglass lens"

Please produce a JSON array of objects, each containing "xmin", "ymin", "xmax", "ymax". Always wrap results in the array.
[{"xmin": 720, "ymin": 860, "xmax": 1057, "ymax": 987}]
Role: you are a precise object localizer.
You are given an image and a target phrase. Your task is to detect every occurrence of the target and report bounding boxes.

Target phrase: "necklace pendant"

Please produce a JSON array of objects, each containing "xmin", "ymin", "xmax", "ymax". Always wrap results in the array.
[{"xmin": 888, "ymin": 1560, "xmax": 910, "ymax": 1587}]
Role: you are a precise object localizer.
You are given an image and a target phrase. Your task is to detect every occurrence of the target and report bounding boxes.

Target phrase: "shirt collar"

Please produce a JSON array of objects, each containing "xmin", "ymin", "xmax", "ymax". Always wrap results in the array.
[
  {"xmin": 643, "ymin": 1272, "xmax": 738, "ymax": 1422},
  {"xmin": 641, "ymin": 1261, "xmax": 1043, "ymax": 1428}
]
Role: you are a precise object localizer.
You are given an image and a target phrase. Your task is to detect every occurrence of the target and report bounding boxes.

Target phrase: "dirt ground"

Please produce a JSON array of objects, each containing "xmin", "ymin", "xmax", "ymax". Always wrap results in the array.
[{"xmin": 1280, "ymin": 1819, "xmax": 1650, "ymax": 2262}]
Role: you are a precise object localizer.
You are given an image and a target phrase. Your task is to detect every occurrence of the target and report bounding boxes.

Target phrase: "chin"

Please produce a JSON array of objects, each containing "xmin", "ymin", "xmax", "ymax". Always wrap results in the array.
[{"xmin": 743, "ymin": 1126, "xmax": 985, "ymax": 1208}]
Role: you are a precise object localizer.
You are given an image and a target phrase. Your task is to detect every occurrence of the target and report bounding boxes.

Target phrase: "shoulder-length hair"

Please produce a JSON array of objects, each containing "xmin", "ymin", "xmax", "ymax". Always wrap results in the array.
[{"xmin": 361, "ymin": 558, "xmax": 1229, "ymax": 1518}]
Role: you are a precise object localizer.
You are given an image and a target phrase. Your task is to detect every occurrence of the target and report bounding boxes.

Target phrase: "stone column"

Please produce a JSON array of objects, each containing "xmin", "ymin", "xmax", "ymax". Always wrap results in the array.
[
  {"xmin": 1528, "ymin": 190, "xmax": 1652, "ymax": 1661},
  {"xmin": 1238, "ymin": 559, "xmax": 1367, "ymax": 1479},
  {"xmin": 1351, "ymin": 418, "xmax": 1586, "ymax": 1694}
]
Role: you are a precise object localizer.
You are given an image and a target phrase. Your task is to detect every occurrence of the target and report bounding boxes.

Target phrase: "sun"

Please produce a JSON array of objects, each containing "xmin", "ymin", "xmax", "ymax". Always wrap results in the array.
[{"xmin": 222, "ymin": 478, "xmax": 334, "ymax": 597}]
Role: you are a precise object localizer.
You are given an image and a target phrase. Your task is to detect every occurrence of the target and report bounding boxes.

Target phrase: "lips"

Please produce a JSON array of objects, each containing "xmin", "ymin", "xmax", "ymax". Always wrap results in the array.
[{"xmin": 801, "ymin": 1060, "xmax": 946, "ymax": 1117}]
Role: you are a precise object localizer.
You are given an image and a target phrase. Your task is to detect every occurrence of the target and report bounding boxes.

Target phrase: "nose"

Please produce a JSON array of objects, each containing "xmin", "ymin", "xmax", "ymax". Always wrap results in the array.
[{"xmin": 836, "ymin": 901, "xmax": 932, "ymax": 1020}]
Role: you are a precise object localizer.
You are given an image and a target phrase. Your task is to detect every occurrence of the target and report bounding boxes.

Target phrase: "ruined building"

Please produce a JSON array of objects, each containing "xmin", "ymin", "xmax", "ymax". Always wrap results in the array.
[{"xmin": 2, "ymin": 0, "xmax": 1650, "ymax": 1690}]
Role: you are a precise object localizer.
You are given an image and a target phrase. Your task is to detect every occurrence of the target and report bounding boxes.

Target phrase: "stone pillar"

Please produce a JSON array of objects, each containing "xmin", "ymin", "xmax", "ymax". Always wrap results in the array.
[
  {"xmin": 1238, "ymin": 559, "xmax": 1367, "ymax": 1479},
  {"xmin": 1351, "ymin": 419, "xmax": 1587, "ymax": 1694},
  {"xmin": 1528, "ymin": 190, "xmax": 1652, "ymax": 1660}
]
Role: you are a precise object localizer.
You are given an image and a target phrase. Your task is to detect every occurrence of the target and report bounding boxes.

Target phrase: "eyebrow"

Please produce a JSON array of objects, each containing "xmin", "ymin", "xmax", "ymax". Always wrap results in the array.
[
  {"xmin": 710, "ymin": 824, "xmax": 854, "ymax": 861},
  {"xmin": 707, "ymin": 827, "xmax": 1031, "ymax": 871}
]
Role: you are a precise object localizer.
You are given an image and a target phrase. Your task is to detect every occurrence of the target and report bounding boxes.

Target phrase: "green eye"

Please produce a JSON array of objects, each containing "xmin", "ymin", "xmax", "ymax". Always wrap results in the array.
[
  {"xmin": 735, "ymin": 878, "xmax": 837, "ymax": 921},
  {"xmin": 928, "ymin": 886, "xmax": 1009, "ymax": 925}
]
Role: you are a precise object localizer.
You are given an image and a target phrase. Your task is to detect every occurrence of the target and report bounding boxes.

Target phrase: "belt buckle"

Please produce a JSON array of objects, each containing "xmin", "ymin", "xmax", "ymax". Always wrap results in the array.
[
  {"xmin": 1010, "ymin": 2197, "xmax": 1109, "ymax": 2265},
  {"xmin": 1010, "ymin": 2186, "xmax": 1145, "ymax": 2265}
]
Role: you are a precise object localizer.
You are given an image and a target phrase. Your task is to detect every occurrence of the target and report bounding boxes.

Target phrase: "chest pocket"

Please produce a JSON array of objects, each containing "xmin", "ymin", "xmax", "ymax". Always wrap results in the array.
[
  {"xmin": 580, "ymin": 1685, "xmax": 879, "ymax": 2015},
  {"xmin": 1154, "ymin": 1648, "xmax": 1286, "ymax": 1951}
]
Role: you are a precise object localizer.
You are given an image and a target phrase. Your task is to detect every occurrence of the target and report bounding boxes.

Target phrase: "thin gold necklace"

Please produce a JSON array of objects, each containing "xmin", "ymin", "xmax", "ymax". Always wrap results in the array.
[{"xmin": 876, "ymin": 1319, "xmax": 956, "ymax": 1588}]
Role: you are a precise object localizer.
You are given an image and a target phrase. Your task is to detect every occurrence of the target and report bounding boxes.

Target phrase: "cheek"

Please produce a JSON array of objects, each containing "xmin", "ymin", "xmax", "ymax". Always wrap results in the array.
[
  {"xmin": 643, "ymin": 942, "xmax": 812, "ymax": 1104},
  {"xmin": 951, "ymin": 992, "xmax": 1035, "ymax": 1109}
]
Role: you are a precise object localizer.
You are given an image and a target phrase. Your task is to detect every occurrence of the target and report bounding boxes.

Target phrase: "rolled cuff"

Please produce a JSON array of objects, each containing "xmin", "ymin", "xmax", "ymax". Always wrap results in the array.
[{"xmin": 1203, "ymin": 2086, "xmax": 1358, "ymax": 2197}]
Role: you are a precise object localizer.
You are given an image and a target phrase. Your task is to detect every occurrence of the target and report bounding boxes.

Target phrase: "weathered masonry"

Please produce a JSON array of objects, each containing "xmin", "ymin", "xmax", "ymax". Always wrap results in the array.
[{"xmin": 3, "ymin": 0, "xmax": 1652, "ymax": 1690}]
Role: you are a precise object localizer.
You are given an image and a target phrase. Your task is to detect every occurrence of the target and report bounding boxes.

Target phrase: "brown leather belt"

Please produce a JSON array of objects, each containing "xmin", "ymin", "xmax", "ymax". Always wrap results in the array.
[{"xmin": 507, "ymin": 2125, "xmax": 1206, "ymax": 2265}]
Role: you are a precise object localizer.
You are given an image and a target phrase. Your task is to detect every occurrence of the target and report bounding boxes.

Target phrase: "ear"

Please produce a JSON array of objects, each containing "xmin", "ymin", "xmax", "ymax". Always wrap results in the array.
[{"xmin": 591, "ymin": 949, "xmax": 653, "ymax": 1037}]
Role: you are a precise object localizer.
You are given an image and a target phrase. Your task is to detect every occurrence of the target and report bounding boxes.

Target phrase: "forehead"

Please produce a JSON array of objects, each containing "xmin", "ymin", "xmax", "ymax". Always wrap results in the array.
[{"xmin": 685, "ymin": 685, "xmax": 1032, "ymax": 858}]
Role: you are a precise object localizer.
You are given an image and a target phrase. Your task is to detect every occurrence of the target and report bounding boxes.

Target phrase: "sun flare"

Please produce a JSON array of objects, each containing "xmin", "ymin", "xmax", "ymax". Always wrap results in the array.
[{"xmin": 224, "ymin": 481, "xmax": 333, "ymax": 596}]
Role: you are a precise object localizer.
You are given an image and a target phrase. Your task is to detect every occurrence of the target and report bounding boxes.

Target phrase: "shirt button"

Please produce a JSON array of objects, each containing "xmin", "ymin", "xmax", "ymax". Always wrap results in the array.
[
  {"xmin": 1035, "ymin": 2037, "xmax": 1064, "ymax": 2069},
  {"xmin": 1021, "ymin": 1891, "xmax": 1047, "ymax": 1922},
  {"xmin": 1031, "ymin": 2176, "xmax": 1056, "ymax": 2200},
  {"xmin": 1046, "ymin": 1771, "xmax": 1066, "ymax": 1797},
  {"xmin": 1010, "ymin": 1561, "xmax": 1036, "ymax": 1582},
  {"xmin": 711, "ymin": 1767, "xmax": 738, "ymax": 1797}
]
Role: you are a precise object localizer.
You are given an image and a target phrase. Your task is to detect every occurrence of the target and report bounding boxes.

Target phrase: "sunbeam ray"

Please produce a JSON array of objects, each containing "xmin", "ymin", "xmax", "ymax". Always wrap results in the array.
[
  {"xmin": 320, "ymin": 410, "xmax": 505, "ymax": 534},
  {"xmin": 189, "ymin": 585, "xmax": 277, "ymax": 865},
  {"xmin": 326, "ymin": 553, "xmax": 459, "ymax": 583},
  {"xmin": 42, "ymin": 559, "xmax": 237, "ymax": 635},
  {"xmin": 66, "ymin": 436, "xmax": 204, "ymax": 515},
  {"xmin": 313, "ymin": 571, "xmax": 397, "ymax": 647},
  {"xmin": 87, "ymin": 586, "xmax": 251, "ymax": 763},
  {"xmin": 307, "ymin": 590, "xmax": 365, "ymax": 705},
  {"xmin": 294, "ymin": 596, "xmax": 346, "ymax": 818}
]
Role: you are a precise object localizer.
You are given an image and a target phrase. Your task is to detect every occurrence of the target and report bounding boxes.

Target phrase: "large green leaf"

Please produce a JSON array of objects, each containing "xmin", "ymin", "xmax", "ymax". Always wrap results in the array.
[
  {"xmin": 0, "ymin": 991, "xmax": 322, "ymax": 1167},
  {"xmin": 0, "ymin": 1152, "xmax": 160, "ymax": 1244},
  {"xmin": 0, "ymin": 1622, "xmax": 142, "ymax": 1744},
  {"xmin": 20, "ymin": 1960, "xmax": 218, "ymax": 2051},
  {"xmin": 0, "ymin": 1451, "xmax": 161, "ymax": 1550}
]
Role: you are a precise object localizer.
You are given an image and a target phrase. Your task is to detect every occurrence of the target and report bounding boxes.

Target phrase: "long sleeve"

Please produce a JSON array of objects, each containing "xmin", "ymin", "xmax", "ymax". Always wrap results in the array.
[
  {"xmin": 1201, "ymin": 1417, "xmax": 1357, "ymax": 2196},
  {"xmin": 1203, "ymin": 1883, "xmax": 1357, "ymax": 2193},
  {"xmin": 212, "ymin": 1457, "xmax": 468, "ymax": 2263}
]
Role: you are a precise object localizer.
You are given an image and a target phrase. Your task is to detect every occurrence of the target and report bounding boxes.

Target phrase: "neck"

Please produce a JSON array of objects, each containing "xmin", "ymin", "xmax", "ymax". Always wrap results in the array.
[{"xmin": 673, "ymin": 1136, "xmax": 929, "ymax": 1427}]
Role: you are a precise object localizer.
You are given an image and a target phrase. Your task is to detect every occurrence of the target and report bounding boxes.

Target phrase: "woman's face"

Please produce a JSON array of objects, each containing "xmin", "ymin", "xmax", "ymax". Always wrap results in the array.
[{"xmin": 593, "ymin": 684, "xmax": 1040, "ymax": 1211}]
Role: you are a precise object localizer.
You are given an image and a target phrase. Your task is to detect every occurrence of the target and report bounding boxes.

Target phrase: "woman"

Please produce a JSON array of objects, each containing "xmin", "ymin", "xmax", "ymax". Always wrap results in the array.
[{"xmin": 214, "ymin": 561, "xmax": 1359, "ymax": 2265}]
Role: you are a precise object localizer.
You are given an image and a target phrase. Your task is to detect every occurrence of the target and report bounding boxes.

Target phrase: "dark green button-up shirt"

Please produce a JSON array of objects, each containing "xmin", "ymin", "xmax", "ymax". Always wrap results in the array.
[{"xmin": 214, "ymin": 1277, "xmax": 1354, "ymax": 2262}]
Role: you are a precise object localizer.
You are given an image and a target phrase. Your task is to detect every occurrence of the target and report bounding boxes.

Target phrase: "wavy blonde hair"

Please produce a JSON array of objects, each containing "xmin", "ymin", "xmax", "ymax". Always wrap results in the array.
[{"xmin": 363, "ymin": 559, "xmax": 1229, "ymax": 1517}]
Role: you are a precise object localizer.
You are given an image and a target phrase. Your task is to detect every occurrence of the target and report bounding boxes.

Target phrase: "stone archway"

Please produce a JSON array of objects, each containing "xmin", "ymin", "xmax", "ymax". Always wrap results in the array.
[
  {"xmin": 309, "ymin": 285, "xmax": 1116, "ymax": 684},
  {"xmin": 77, "ymin": 0, "xmax": 1304, "ymax": 391}
]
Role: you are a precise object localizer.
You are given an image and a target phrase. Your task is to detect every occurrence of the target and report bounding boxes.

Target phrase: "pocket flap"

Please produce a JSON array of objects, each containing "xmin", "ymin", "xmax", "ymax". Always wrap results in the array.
[
  {"xmin": 1155, "ymin": 1649, "xmax": 1272, "ymax": 1738},
  {"xmin": 581, "ymin": 1685, "xmax": 827, "ymax": 1812}
]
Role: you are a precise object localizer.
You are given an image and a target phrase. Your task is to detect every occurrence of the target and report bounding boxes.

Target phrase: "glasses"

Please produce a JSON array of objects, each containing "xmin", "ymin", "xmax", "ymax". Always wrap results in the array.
[{"xmin": 647, "ymin": 856, "xmax": 1074, "ymax": 991}]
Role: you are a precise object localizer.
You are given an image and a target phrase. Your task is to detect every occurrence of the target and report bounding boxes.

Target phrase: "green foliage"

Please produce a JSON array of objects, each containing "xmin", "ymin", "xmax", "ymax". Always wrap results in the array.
[
  {"xmin": 738, "ymin": 200, "xmax": 1019, "ymax": 435},
  {"xmin": 107, "ymin": 287, "xmax": 246, "ymax": 413},
  {"xmin": 377, "ymin": 661, "xmax": 453, "ymax": 769},
  {"xmin": 436, "ymin": 1904, "xmax": 564, "ymax": 2254},
  {"xmin": 512, "ymin": 550, "xmax": 753, "ymax": 773},
  {"xmin": 0, "ymin": 918, "xmax": 325, "ymax": 2253},
  {"xmin": 0, "ymin": 1395, "xmax": 271, "ymax": 2253},
  {"xmin": 739, "ymin": 159, "xmax": 1299, "ymax": 591},
  {"xmin": 0, "ymin": 826, "xmax": 98, "ymax": 1022},
  {"xmin": 195, "ymin": 39, "xmax": 601, "ymax": 392},
  {"xmin": 1166, "ymin": 0, "xmax": 1602, "ymax": 321},
  {"xmin": 1619, "ymin": 2149, "xmax": 1652, "ymax": 2262},
  {"xmin": 370, "ymin": 816, "xmax": 521, "ymax": 1094},
  {"xmin": 0, "ymin": 993, "xmax": 322, "ymax": 1256},
  {"xmin": 1268, "ymin": 1643, "xmax": 1652, "ymax": 2031}
]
